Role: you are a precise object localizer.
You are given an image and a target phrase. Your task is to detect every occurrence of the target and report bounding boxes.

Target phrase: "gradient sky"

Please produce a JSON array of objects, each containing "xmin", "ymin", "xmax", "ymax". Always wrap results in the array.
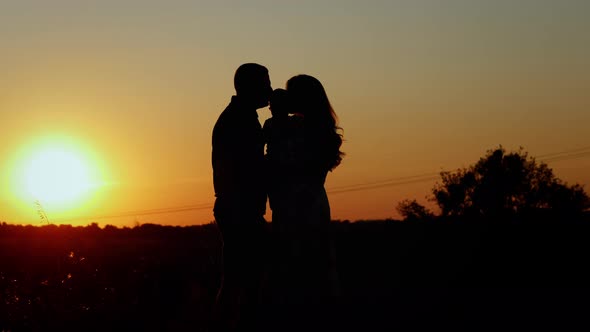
[{"xmin": 1, "ymin": 0, "xmax": 589, "ymax": 226}]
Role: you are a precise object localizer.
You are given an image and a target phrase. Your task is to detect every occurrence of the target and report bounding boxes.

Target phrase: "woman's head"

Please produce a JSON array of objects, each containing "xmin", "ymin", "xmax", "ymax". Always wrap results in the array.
[
  {"xmin": 286, "ymin": 74, "xmax": 344, "ymax": 171},
  {"xmin": 286, "ymin": 75, "xmax": 336, "ymax": 126}
]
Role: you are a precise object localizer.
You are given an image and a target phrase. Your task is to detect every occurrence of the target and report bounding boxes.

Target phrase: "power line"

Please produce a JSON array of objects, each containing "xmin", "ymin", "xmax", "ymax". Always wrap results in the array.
[
  {"xmin": 326, "ymin": 147, "xmax": 590, "ymax": 194},
  {"xmin": 326, "ymin": 172, "xmax": 440, "ymax": 191},
  {"xmin": 53, "ymin": 146, "xmax": 590, "ymax": 222},
  {"xmin": 537, "ymin": 146, "xmax": 590, "ymax": 159},
  {"xmin": 541, "ymin": 151, "xmax": 590, "ymax": 163},
  {"xmin": 327, "ymin": 175, "xmax": 440, "ymax": 195},
  {"xmin": 56, "ymin": 203, "xmax": 214, "ymax": 223}
]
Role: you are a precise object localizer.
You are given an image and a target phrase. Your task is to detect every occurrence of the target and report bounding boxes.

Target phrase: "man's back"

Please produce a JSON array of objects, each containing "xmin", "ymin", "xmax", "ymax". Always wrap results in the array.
[{"xmin": 212, "ymin": 96, "xmax": 266, "ymax": 218}]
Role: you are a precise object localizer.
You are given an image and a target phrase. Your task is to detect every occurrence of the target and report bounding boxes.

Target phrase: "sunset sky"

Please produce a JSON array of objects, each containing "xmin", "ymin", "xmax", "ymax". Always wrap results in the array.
[{"xmin": 1, "ymin": 0, "xmax": 589, "ymax": 226}]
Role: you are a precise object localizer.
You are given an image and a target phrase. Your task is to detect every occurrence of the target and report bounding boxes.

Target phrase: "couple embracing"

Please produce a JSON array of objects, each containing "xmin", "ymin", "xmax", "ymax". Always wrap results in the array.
[{"xmin": 211, "ymin": 63, "xmax": 343, "ymax": 331}]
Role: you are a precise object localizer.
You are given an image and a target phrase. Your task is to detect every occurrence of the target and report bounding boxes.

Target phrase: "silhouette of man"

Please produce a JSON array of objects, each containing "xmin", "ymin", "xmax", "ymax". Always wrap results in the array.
[{"xmin": 212, "ymin": 63, "xmax": 272, "ymax": 331}]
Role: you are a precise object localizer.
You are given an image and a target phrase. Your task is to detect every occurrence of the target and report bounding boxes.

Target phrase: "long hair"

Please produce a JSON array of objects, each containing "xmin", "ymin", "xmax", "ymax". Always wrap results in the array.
[{"xmin": 286, "ymin": 74, "xmax": 344, "ymax": 171}]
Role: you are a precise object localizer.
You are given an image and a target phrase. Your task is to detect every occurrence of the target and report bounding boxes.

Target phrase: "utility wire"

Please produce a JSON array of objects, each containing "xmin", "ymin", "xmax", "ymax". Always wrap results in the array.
[
  {"xmin": 327, "ymin": 175, "xmax": 440, "ymax": 195},
  {"xmin": 56, "ymin": 204, "xmax": 214, "ymax": 223},
  {"xmin": 537, "ymin": 146, "xmax": 590, "ymax": 159},
  {"xmin": 542, "ymin": 151, "xmax": 590, "ymax": 163},
  {"xmin": 326, "ymin": 172, "xmax": 440, "ymax": 191},
  {"xmin": 326, "ymin": 147, "xmax": 590, "ymax": 194},
  {"xmin": 54, "ymin": 146, "xmax": 590, "ymax": 222}
]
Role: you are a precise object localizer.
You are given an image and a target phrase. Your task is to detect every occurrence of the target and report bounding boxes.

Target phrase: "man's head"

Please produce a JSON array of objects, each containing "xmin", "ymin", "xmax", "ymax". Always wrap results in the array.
[{"xmin": 234, "ymin": 63, "xmax": 272, "ymax": 109}]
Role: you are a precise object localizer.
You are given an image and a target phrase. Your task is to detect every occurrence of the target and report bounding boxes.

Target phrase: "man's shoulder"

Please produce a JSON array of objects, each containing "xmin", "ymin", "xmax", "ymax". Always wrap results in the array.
[
  {"xmin": 213, "ymin": 96, "xmax": 262, "ymax": 139},
  {"xmin": 214, "ymin": 101, "xmax": 238, "ymax": 129},
  {"xmin": 216, "ymin": 97, "xmax": 251, "ymax": 124}
]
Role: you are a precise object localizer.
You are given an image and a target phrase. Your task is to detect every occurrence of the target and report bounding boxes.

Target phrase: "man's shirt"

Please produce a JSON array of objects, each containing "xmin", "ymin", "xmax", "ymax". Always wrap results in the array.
[{"xmin": 212, "ymin": 96, "xmax": 266, "ymax": 216}]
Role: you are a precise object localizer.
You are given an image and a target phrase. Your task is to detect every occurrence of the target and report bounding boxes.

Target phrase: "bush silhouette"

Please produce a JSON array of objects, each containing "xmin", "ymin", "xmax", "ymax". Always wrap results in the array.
[
  {"xmin": 432, "ymin": 146, "xmax": 589, "ymax": 217},
  {"xmin": 396, "ymin": 199, "xmax": 435, "ymax": 221}
]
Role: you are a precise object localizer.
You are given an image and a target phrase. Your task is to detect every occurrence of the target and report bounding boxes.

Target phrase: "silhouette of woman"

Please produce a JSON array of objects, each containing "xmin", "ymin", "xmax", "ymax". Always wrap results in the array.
[
  {"xmin": 265, "ymin": 75, "xmax": 343, "ymax": 329},
  {"xmin": 285, "ymin": 74, "xmax": 343, "ymax": 226}
]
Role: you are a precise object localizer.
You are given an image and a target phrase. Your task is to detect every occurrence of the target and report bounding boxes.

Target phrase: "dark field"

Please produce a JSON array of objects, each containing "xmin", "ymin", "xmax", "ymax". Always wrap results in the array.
[{"xmin": 2, "ymin": 214, "xmax": 590, "ymax": 331}]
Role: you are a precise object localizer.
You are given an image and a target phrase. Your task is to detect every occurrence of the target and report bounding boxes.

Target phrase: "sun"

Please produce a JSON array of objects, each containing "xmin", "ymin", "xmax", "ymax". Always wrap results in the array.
[{"xmin": 12, "ymin": 140, "xmax": 102, "ymax": 211}]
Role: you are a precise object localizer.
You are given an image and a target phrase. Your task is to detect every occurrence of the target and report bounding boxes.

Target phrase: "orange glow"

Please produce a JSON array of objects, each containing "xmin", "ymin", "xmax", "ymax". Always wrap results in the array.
[{"xmin": 6, "ymin": 135, "xmax": 111, "ymax": 224}]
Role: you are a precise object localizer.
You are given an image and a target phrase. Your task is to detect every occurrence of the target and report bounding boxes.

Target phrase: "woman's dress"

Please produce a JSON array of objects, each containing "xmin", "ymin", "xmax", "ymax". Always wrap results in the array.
[{"xmin": 266, "ymin": 119, "xmax": 339, "ymax": 318}]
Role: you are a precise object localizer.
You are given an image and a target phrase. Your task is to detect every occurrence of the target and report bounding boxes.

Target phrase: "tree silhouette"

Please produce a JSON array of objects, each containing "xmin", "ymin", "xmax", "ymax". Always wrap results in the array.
[{"xmin": 432, "ymin": 147, "xmax": 589, "ymax": 217}]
